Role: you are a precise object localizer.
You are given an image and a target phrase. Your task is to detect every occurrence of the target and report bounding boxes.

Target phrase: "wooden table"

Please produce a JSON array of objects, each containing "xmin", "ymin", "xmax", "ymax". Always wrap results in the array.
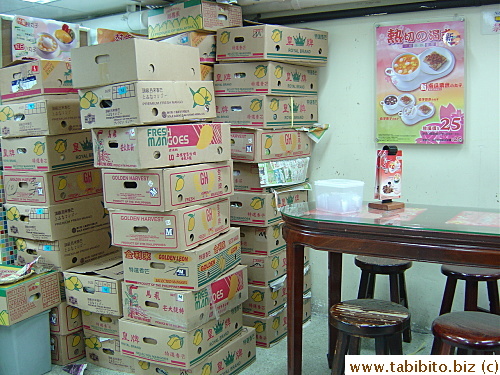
[{"xmin": 281, "ymin": 203, "xmax": 500, "ymax": 375}]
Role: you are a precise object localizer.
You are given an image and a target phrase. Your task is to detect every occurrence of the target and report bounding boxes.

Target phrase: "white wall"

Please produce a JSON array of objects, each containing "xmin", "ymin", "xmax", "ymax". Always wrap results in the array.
[{"xmin": 287, "ymin": 5, "xmax": 499, "ymax": 331}]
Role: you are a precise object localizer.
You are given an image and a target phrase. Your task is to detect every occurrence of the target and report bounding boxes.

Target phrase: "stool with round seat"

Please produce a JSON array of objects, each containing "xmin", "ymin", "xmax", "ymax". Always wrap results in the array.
[
  {"xmin": 431, "ymin": 311, "xmax": 500, "ymax": 354},
  {"xmin": 330, "ymin": 299, "xmax": 410, "ymax": 375},
  {"xmin": 354, "ymin": 256, "xmax": 412, "ymax": 342}
]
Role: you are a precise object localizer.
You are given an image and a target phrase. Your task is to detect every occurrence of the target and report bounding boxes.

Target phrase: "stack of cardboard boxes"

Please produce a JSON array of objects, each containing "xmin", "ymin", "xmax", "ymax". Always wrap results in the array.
[{"xmin": 0, "ymin": 147, "xmax": 16, "ymax": 265}]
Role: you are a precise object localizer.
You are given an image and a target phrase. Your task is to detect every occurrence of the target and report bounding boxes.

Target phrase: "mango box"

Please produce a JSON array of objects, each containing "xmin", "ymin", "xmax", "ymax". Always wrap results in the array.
[
  {"xmin": 200, "ymin": 63, "xmax": 214, "ymax": 81},
  {"xmin": 119, "ymin": 305, "xmax": 243, "ymax": 369},
  {"xmin": 159, "ymin": 31, "xmax": 216, "ymax": 64},
  {"xmin": 79, "ymin": 80, "xmax": 215, "ymax": 129},
  {"xmin": 63, "ymin": 252, "xmax": 124, "ymax": 316},
  {"xmin": 1, "ymin": 131, "xmax": 94, "ymax": 172},
  {"xmin": 133, "ymin": 326, "xmax": 256, "ymax": 375},
  {"xmin": 4, "ymin": 166, "xmax": 102, "ymax": 206},
  {"xmin": 230, "ymin": 128, "xmax": 311, "ymax": 163},
  {"xmin": 15, "ymin": 227, "xmax": 119, "ymax": 272},
  {"xmin": 216, "ymin": 24, "xmax": 328, "ymax": 67},
  {"xmin": 214, "ymin": 62, "xmax": 318, "ymax": 96},
  {"xmin": 0, "ymin": 59, "xmax": 77, "ymax": 102},
  {"xmin": 102, "ymin": 161, "xmax": 233, "ymax": 212},
  {"xmin": 241, "ymin": 250, "xmax": 286, "ymax": 287},
  {"xmin": 85, "ymin": 337, "xmax": 136, "ymax": 373},
  {"xmin": 0, "ymin": 267, "xmax": 61, "ymax": 326},
  {"xmin": 4, "ymin": 195, "xmax": 110, "ymax": 241},
  {"xmin": 233, "ymin": 158, "xmax": 309, "ymax": 192},
  {"xmin": 0, "ymin": 97, "xmax": 82, "ymax": 138},
  {"xmin": 240, "ymin": 223, "xmax": 285, "ymax": 256},
  {"xmin": 122, "ymin": 265, "xmax": 247, "ymax": 331},
  {"xmin": 110, "ymin": 198, "xmax": 230, "ymax": 251},
  {"xmin": 216, "ymin": 95, "xmax": 318, "ymax": 128},
  {"xmin": 123, "ymin": 227, "xmax": 241, "ymax": 291},
  {"xmin": 82, "ymin": 310, "xmax": 121, "ymax": 339},
  {"xmin": 49, "ymin": 301, "xmax": 82, "ymax": 335},
  {"xmin": 148, "ymin": 0, "xmax": 242, "ymax": 39},
  {"xmin": 50, "ymin": 330, "xmax": 86, "ymax": 366},
  {"xmin": 71, "ymin": 38, "xmax": 201, "ymax": 89}
]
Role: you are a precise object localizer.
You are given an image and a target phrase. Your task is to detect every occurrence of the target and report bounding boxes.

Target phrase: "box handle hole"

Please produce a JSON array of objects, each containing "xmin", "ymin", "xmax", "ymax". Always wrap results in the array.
[
  {"xmin": 153, "ymin": 151, "xmax": 161, "ymax": 159},
  {"xmin": 102, "ymin": 348, "xmax": 115, "ymax": 355},
  {"xmin": 17, "ymin": 147, "xmax": 27, "ymax": 154},
  {"xmin": 20, "ymin": 215, "xmax": 29, "ymax": 222},
  {"xmin": 28, "ymin": 293, "xmax": 41, "ymax": 302},
  {"xmin": 150, "ymin": 262, "xmax": 166, "ymax": 270},
  {"xmin": 100, "ymin": 100, "xmax": 113, "ymax": 108},
  {"xmin": 217, "ymin": 14, "xmax": 227, "ymax": 21},
  {"xmin": 152, "ymin": 108, "xmax": 158, "ymax": 116},
  {"xmin": 14, "ymin": 114, "xmax": 25, "ymax": 121},
  {"xmin": 145, "ymin": 301, "xmax": 159, "ymax": 308},
  {"xmin": 143, "ymin": 337, "xmax": 157, "ymax": 345},
  {"xmin": 95, "ymin": 54, "xmax": 110, "ymax": 64},
  {"xmin": 230, "ymin": 201, "xmax": 242, "ymax": 207},
  {"xmin": 124, "ymin": 181, "xmax": 137, "ymax": 189},
  {"xmin": 234, "ymin": 37, "xmax": 244, "ymax": 43},
  {"xmin": 100, "ymin": 316, "xmax": 113, "ymax": 323},
  {"xmin": 230, "ymin": 106, "xmax": 242, "ymax": 112},
  {"xmin": 133, "ymin": 226, "xmax": 149, "ymax": 233},
  {"xmin": 108, "ymin": 141, "xmax": 119, "ymax": 148},
  {"xmin": 149, "ymin": 64, "xmax": 155, "ymax": 73},
  {"xmin": 234, "ymin": 72, "xmax": 246, "ymax": 79}
]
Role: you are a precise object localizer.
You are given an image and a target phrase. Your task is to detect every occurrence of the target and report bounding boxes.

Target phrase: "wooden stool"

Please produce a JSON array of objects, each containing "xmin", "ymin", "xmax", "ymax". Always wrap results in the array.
[
  {"xmin": 355, "ymin": 256, "xmax": 412, "ymax": 342},
  {"xmin": 330, "ymin": 299, "xmax": 410, "ymax": 375},
  {"xmin": 431, "ymin": 311, "xmax": 500, "ymax": 354},
  {"xmin": 439, "ymin": 265, "xmax": 500, "ymax": 315}
]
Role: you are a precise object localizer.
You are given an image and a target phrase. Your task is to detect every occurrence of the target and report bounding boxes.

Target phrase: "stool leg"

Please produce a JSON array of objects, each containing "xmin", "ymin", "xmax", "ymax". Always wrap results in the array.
[
  {"xmin": 357, "ymin": 271, "xmax": 370, "ymax": 299},
  {"xmin": 374, "ymin": 336, "xmax": 388, "ymax": 355},
  {"xmin": 464, "ymin": 280, "xmax": 479, "ymax": 311},
  {"xmin": 387, "ymin": 333, "xmax": 403, "ymax": 355},
  {"xmin": 431, "ymin": 337, "xmax": 453, "ymax": 355},
  {"xmin": 331, "ymin": 331, "xmax": 350, "ymax": 375},
  {"xmin": 486, "ymin": 280, "xmax": 500, "ymax": 315},
  {"xmin": 389, "ymin": 274, "xmax": 411, "ymax": 343},
  {"xmin": 348, "ymin": 337, "xmax": 361, "ymax": 355},
  {"xmin": 366, "ymin": 273, "xmax": 376, "ymax": 299},
  {"xmin": 440, "ymin": 277, "xmax": 457, "ymax": 315},
  {"xmin": 398, "ymin": 273, "xmax": 409, "ymax": 309}
]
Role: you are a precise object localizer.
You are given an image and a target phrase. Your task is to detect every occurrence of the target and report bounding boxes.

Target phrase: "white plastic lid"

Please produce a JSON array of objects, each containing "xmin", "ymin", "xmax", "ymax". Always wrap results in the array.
[{"xmin": 313, "ymin": 179, "xmax": 365, "ymax": 188}]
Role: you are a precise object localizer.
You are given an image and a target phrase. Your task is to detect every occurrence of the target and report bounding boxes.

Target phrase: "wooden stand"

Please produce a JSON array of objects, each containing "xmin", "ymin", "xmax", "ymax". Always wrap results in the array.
[{"xmin": 368, "ymin": 200, "xmax": 405, "ymax": 211}]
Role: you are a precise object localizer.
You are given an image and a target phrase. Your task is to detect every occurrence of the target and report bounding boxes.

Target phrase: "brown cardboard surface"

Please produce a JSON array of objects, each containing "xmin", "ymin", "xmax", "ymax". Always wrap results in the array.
[
  {"xmin": 102, "ymin": 161, "xmax": 233, "ymax": 211},
  {"xmin": 4, "ymin": 195, "xmax": 110, "ymax": 241},
  {"xmin": 82, "ymin": 310, "xmax": 121, "ymax": 339},
  {"xmin": 85, "ymin": 337, "xmax": 135, "ymax": 373},
  {"xmin": 79, "ymin": 81, "xmax": 215, "ymax": 129},
  {"xmin": 230, "ymin": 128, "xmax": 311, "ymax": 163},
  {"xmin": 71, "ymin": 38, "xmax": 201, "ymax": 89},
  {"xmin": 241, "ymin": 250, "xmax": 286, "ymax": 287},
  {"xmin": 1, "ymin": 18, "xmax": 13, "ymax": 67},
  {"xmin": 0, "ymin": 97, "xmax": 82, "ymax": 137},
  {"xmin": 122, "ymin": 227, "xmax": 240, "ymax": 291},
  {"xmin": 50, "ymin": 330, "xmax": 86, "ymax": 366},
  {"xmin": 92, "ymin": 122, "xmax": 230, "ymax": 169},
  {"xmin": 200, "ymin": 63, "xmax": 214, "ymax": 81},
  {"xmin": 216, "ymin": 25, "xmax": 328, "ymax": 67},
  {"xmin": 110, "ymin": 198, "xmax": 230, "ymax": 251},
  {"xmin": 214, "ymin": 62, "xmax": 317, "ymax": 96},
  {"xmin": 50, "ymin": 301, "xmax": 83, "ymax": 335},
  {"xmin": 122, "ymin": 265, "xmax": 247, "ymax": 331},
  {"xmin": 239, "ymin": 223, "xmax": 285, "ymax": 256},
  {"xmin": 158, "ymin": 31, "xmax": 216, "ymax": 64}
]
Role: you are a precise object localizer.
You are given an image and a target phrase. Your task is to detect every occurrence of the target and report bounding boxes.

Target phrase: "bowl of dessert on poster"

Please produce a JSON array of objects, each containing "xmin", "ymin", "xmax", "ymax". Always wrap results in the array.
[
  {"xmin": 375, "ymin": 20, "xmax": 465, "ymax": 144},
  {"xmin": 12, "ymin": 16, "xmax": 79, "ymax": 61}
]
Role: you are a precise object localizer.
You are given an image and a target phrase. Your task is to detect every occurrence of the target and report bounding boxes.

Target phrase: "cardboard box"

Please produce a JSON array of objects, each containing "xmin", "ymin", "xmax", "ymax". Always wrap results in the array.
[
  {"xmin": 230, "ymin": 184, "xmax": 309, "ymax": 227},
  {"xmin": 216, "ymin": 25, "xmax": 328, "ymax": 67},
  {"xmin": 85, "ymin": 337, "xmax": 135, "ymax": 373},
  {"xmin": 15, "ymin": 227, "xmax": 119, "ymax": 272},
  {"xmin": 79, "ymin": 80, "xmax": 215, "ymax": 129},
  {"xmin": 0, "ymin": 97, "xmax": 82, "ymax": 137},
  {"xmin": 71, "ymin": 38, "xmax": 201, "ymax": 89},
  {"xmin": 63, "ymin": 252, "xmax": 123, "ymax": 316},
  {"xmin": 230, "ymin": 128, "xmax": 311, "ymax": 163},
  {"xmin": 200, "ymin": 63, "xmax": 214, "ymax": 81},
  {"xmin": 133, "ymin": 326, "xmax": 256, "ymax": 375},
  {"xmin": 214, "ymin": 62, "xmax": 318, "ymax": 96},
  {"xmin": 102, "ymin": 161, "xmax": 233, "ymax": 211},
  {"xmin": 242, "ymin": 250, "xmax": 286, "ymax": 287},
  {"xmin": 123, "ymin": 227, "xmax": 241, "ymax": 291},
  {"xmin": 148, "ymin": 1, "xmax": 242, "ymax": 39},
  {"xmin": 0, "ymin": 267, "xmax": 61, "ymax": 326},
  {"xmin": 120, "ymin": 305, "xmax": 243, "ymax": 369},
  {"xmin": 50, "ymin": 330, "xmax": 86, "ymax": 365},
  {"xmin": 1, "ymin": 131, "xmax": 94, "ymax": 172},
  {"xmin": 4, "ymin": 195, "xmax": 110, "ymax": 241},
  {"xmin": 233, "ymin": 158, "xmax": 309, "ymax": 192},
  {"xmin": 216, "ymin": 95, "xmax": 318, "ymax": 128},
  {"xmin": 1, "ymin": 18, "xmax": 13, "ymax": 67},
  {"xmin": 4, "ymin": 166, "xmax": 103, "ymax": 206},
  {"xmin": 96, "ymin": 28, "xmax": 146, "ymax": 44},
  {"xmin": 239, "ymin": 223, "xmax": 285, "ymax": 256},
  {"xmin": 159, "ymin": 31, "xmax": 216, "ymax": 64},
  {"xmin": 92, "ymin": 123, "xmax": 230, "ymax": 169},
  {"xmin": 110, "ymin": 198, "xmax": 230, "ymax": 251},
  {"xmin": 82, "ymin": 310, "xmax": 121, "ymax": 339},
  {"xmin": 123, "ymin": 265, "xmax": 247, "ymax": 331},
  {"xmin": 0, "ymin": 60, "xmax": 77, "ymax": 102},
  {"xmin": 49, "ymin": 301, "xmax": 83, "ymax": 335}
]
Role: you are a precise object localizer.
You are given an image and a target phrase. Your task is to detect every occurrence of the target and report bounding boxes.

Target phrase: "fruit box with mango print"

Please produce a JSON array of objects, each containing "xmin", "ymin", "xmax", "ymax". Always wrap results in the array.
[
  {"xmin": 91, "ymin": 122, "xmax": 230, "ymax": 169},
  {"xmin": 102, "ymin": 161, "xmax": 233, "ymax": 212},
  {"xmin": 85, "ymin": 337, "xmax": 136, "ymax": 373},
  {"xmin": 122, "ymin": 265, "xmax": 248, "ymax": 331},
  {"xmin": 239, "ymin": 224, "xmax": 285, "ymax": 256},
  {"xmin": 78, "ymin": 80, "xmax": 215, "ymax": 129},
  {"xmin": 122, "ymin": 227, "xmax": 241, "ymax": 291},
  {"xmin": 49, "ymin": 301, "xmax": 83, "ymax": 335},
  {"xmin": 241, "ymin": 249, "xmax": 286, "ymax": 287},
  {"xmin": 216, "ymin": 25, "xmax": 328, "ymax": 67},
  {"xmin": 50, "ymin": 330, "xmax": 86, "ymax": 366},
  {"xmin": 158, "ymin": 31, "xmax": 217, "ymax": 64},
  {"xmin": 119, "ymin": 305, "xmax": 243, "ymax": 369},
  {"xmin": 82, "ymin": 310, "xmax": 121, "ymax": 339}
]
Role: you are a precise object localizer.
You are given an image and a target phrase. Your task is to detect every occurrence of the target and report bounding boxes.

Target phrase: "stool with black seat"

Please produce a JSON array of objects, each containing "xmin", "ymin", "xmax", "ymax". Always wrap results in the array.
[
  {"xmin": 329, "ymin": 299, "xmax": 411, "ymax": 375},
  {"xmin": 354, "ymin": 256, "xmax": 412, "ymax": 342},
  {"xmin": 431, "ymin": 311, "xmax": 500, "ymax": 354}
]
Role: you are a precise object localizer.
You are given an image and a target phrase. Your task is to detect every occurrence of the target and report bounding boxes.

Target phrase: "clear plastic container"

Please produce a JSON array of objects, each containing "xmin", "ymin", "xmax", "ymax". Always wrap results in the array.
[{"xmin": 314, "ymin": 179, "xmax": 365, "ymax": 213}]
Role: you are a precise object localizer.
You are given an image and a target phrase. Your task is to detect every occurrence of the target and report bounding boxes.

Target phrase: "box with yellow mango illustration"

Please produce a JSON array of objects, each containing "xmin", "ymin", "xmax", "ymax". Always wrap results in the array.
[
  {"xmin": 50, "ymin": 330, "xmax": 86, "ymax": 365},
  {"xmin": 239, "ymin": 223, "xmax": 285, "ymax": 256},
  {"xmin": 85, "ymin": 336, "xmax": 135, "ymax": 373},
  {"xmin": 1, "ymin": 131, "xmax": 93, "ymax": 172},
  {"xmin": 91, "ymin": 122, "xmax": 230, "ymax": 170},
  {"xmin": 214, "ymin": 62, "xmax": 317, "ymax": 96},
  {"xmin": 158, "ymin": 31, "xmax": 217, "ymax": 64},
  {"xmin": 50, "ymin": 301, "xmax": 82, "ymax": 335},
  {"xmin": 133, "ymin": 326, "xmax": 256, "ymax": 375},
  {"xmin": 231, "ymin": 128, "xmax": 311, "ymax": 163},
  {"xmin": 82, "ymin": 310, "xmax": 121, "ymax": 339},
  {"xmin": 79, "ymin": 81, "xmax": 215, "ymax": 129},
  {"xmin": 122, "ymin": 265, "xmax": 247, "ymax": 331},
  {"xmin": 122, "ymin": 227, "xmax": 241, "ymax": 291},
  {"xmin": 110, "ymin": 198, "xmax": 230, "ymax": 251},
  {"xmin": 241, "ymin": 249, "xmax": 286, "ymax": 287},
  {"xmin": 102, "ymin": 161, "xmax": 233, "ymax": 211},
  {"xmin": 119, "ymin": 305, "xmax": 243, "ymax": 369}
]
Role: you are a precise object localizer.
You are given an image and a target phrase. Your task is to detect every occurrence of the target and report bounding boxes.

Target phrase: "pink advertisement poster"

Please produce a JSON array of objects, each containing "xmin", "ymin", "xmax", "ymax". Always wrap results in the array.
[{"xmin": 376, "ymin": 20, "xmax": 465, "ymax": 144}]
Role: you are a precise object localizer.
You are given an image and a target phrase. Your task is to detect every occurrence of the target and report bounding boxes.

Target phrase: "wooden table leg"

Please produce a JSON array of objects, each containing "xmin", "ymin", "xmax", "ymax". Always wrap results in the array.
[
  {"xmin": 328, "ymin": 252, "xmax": 342, "ymax": 368},
  {"xmin": 287, "ymin": 241, "xmax": 305, "ymax": 375}
]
